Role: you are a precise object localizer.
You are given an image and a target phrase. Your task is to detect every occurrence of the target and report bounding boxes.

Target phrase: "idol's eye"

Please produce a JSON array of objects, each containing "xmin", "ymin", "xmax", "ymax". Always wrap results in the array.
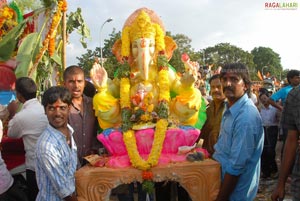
[
  {"xmin": 132, "ymin": 43, "xmax": 138, "ymax": 48},
  {"xmin": 149, "ymin": 42, "xmax": 154, "ymax": 47}
]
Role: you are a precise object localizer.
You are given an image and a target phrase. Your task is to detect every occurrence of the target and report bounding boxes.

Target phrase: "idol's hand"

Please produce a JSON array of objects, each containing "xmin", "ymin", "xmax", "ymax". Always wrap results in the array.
[{"xmin": 90, "ymin": 60, "xmax": 108, "ymax": 91}]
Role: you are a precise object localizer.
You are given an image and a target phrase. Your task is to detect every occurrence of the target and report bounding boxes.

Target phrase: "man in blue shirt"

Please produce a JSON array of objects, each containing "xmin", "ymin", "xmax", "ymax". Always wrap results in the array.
[
  {"xmin": 268, "ymin": 70, "xmax": 300, "ymax": 111},
  {"xmin": 213, "ymin": 63, "xmax": 264, "ymax": 201},
  {"xmin": 35, "ymin": 86, "xmax": 78, "ymax": 201},
  {"xmin": 268, "ymin": 70, "xmax": 300, "ymax": 157}
]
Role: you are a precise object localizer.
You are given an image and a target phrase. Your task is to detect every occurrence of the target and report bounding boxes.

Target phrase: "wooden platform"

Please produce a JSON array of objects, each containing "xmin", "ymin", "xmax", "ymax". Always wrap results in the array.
[{"xmin": 75, "ymin": 159, "xmax": 220, "ymax": 201}]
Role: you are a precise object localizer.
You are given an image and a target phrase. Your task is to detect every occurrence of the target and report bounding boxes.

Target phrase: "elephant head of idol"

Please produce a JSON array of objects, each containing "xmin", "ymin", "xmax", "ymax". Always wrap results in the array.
[{"xmin": 112, "ymin": 8, "xmax": 177, "ymax": 82}]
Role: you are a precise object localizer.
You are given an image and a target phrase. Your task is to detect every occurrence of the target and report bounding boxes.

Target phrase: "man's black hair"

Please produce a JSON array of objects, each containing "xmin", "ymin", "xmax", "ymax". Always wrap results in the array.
[
  {"xmin": 63, "ymin": 65, "xmax": 85, "ymax": 80},
  {"xmin": 286, "ymin": 69, "xmax": 300, "ymax": 84},
  {"xmin": 15, "ymin": 77, "xmax": 37, "ymax": 100},
  {"xmin": 209, "ymin": 74, "xmax": 221, "ymax": 84},
  {"xmin": 42, "ymin": 86, "xmax": 72, "ymax": 108},
  {"xmin": 220, "ymin": 63, "xmax": 252, "ymax": 96}
]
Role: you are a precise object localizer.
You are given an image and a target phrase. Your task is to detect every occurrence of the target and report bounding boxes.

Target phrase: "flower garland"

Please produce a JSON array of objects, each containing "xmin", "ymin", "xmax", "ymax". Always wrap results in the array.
[
  {"xmin": 123, "ymin": 119, "xmax": 168, "ymax": 170},
  {"xmin": 31, "ymin": 0, "xmax": 67, "ymax": 76},
  {"xmin": 120, "ymin": 77, "xmax": 131, "ymax": 108},
  {"xmin": 142, "ymin": 170, "xmax": 155, "ymax": 194},
  {"xmin": 121, "ymin": 54, "xmax": 170, "ymax": 171},
  {"xmin": 158, "ymin": 68, "xmax": 170, "ymax": 102},
  {"xmin": 0, "ymin": 3, "xmax": 20, "ymax": 40}
]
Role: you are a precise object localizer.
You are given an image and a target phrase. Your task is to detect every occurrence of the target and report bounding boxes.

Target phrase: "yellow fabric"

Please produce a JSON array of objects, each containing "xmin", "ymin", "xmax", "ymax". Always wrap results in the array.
[
  {"xmin": 93, "ymin": 91, "xmax": 121, "ymax": 129},
  {"xmin": 170, "ymin": 87, "xmax": 202, "ymax": 125}
]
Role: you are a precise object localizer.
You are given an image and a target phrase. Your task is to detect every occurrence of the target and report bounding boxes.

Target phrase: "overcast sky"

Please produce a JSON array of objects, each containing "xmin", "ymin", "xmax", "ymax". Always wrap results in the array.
[{"xmin": 66, "ymin": 0, "xmax": 300, "ymax": 70}]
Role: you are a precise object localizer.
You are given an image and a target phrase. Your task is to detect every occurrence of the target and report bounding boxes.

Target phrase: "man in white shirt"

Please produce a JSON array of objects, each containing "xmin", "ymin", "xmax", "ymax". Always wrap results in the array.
[
  {"xmin": 258, "ymin": 91, "xmax": 280, "ymax": 179},
  {"xmin": 8, "ymin": 77, "xmax": 48, "ymax": 201},
  {"xmin": 0, "ymin": 105, "xmax": 28, "ymax": 201}
]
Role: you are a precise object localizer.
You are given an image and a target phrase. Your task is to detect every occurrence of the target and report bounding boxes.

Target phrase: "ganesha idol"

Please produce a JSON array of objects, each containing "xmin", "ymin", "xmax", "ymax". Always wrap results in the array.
[{"xmin": 90, "ymin": 7, "xmax": 207, "ymax": 170}]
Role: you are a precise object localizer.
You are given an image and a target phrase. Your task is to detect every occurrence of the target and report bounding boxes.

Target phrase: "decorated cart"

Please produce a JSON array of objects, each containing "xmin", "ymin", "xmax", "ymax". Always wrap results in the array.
[
  {"xmin": 77, "ymin": 7, "xmax": 220, "ymax": 201},
  {"xmin": 1, "ymin": 2, "xmax": 220, "ymax": 200}
]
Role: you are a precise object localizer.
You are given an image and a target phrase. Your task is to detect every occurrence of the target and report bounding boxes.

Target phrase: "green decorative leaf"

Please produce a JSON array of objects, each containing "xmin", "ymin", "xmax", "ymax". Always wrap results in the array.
[
  {"xmin": 41, "ymin": 0, "xmax": 56, "ymax": 8},
  {"xmin": 67, "ymin": 8, "xmax": 91, "ymax": 49},
  {"xmin": 9, "ymin": 1, "xmax": 23, "ymax": 23},
  {"xmin": 121, "ymin": 108, "xmax": 133, "ymax": 132},
  {"xmin": 15, "ymin": 32, "xmax": 41, "ymax": 78},
  {"xmin": 156, "ymin": 101, "xmax": 169, "ymax": 119},
  {"xmin": 51, "ymin": 51, "xmax": 62, "ymax": 66},
  {"xmin": 142, "ymin": 180, "xmax": 155, "ymax": 194},
  {"xmin": 0, "ymin": 22, "xmax": 26, "ymax": 61}
]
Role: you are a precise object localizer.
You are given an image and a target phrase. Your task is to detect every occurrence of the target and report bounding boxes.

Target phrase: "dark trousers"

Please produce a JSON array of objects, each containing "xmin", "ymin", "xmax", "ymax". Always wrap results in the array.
[
  {"xmin": 261, "ymin": 126, "xmax": 279, "ymax": 177},
  {"xmin": 26, "ymin": 169, "xmax": 38, "ymax": 201},
  {"xmin": 0, "ymin": 175, "xmax": 29, "ymax": 201},
  {"xmin": 280, "ymin": 127, "xmax": 288, "ymax": 160},
  {"xmin": 117, "ymin": 183, "xmax": 154, "ymax": 201},
  {"xmin": 155, "ymin": 182, "xmax": 191, "ymax": 201}
]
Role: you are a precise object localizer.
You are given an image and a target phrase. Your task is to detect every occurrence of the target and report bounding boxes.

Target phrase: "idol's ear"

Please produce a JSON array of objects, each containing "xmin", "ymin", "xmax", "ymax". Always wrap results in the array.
[
  {"xmin": 164, "ymin": 36, "xmax": 177, "ymax": 61},
  {"xmin": 112, "ymin": 39, "xmax": 123, "ymax": 62}
]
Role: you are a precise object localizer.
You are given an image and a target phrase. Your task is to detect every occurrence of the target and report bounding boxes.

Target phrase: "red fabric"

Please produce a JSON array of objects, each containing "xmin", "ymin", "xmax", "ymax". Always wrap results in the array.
[
  {"xmin": 0, "ymin": 66, "xmax": 16, "ymax": 90},
  {"xmin": 1, "ymin": 137, "xmax": 25, "ymax": 170},
  {"xmin": 23, "ymin": 11, "xmax": 36, "ymax": 34}
]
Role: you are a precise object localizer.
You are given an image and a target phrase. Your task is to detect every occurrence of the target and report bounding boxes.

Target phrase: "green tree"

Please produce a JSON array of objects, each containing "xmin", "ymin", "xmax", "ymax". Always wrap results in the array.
[
  {"xmin": 203, "ymin": 43, "xmax": 255, "ymax": 79},
  {"xmin": 98, "ymin": 29, "xmax": 121, "ymax": 79},
  {"xmin": 167, "ymin": 32, "xmax": 200, "ymax": 73},
  {"xmin": 251, "ymin": 46, "xmax": 282, "ymax": 79},
  {"xmin": 76, "ymin": 49, "xmax": 95, "ymax": 78},
  {"xmin": 280, "ymin": 69, "xmax": 289, "ymax": 82},
  {"xmin": 77, "ymin": 29, "xmax": 121, "ymax": 79}
]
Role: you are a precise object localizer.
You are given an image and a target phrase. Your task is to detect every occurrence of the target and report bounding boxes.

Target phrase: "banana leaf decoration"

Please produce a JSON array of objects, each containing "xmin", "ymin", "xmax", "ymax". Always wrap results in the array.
[
  {"xmin": 15, "ymin": 32, "xmax": 41, "ymax": 79},
  {"xmin": 0, "ymin": 21, "xmax": 26, "ymax": 61}
]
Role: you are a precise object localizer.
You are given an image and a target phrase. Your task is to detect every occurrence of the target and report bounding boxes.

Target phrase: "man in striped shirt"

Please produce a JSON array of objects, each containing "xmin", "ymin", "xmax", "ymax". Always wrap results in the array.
[{"xmin": 35, "ymin": 86, "xmax": 78, "ymax": 201}]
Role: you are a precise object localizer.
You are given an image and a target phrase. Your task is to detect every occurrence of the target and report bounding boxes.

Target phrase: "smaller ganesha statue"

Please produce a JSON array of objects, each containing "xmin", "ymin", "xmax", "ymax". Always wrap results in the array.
[{"xmin": 90, "ymin": 7, "xmax": 207, "ymax": 170}]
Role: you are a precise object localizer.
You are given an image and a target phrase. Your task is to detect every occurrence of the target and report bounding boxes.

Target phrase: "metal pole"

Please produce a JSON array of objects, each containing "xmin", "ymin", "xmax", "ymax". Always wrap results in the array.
[{"xmin": 100, "ymin": 17, "xmax": 113, "ymax": 67}]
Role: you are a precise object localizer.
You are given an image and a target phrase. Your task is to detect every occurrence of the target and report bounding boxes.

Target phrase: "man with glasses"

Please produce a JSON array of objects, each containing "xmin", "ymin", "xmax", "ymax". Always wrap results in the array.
[{"xmin": 213, "ymin": 63, "xmax": 264, "ymax": 201}]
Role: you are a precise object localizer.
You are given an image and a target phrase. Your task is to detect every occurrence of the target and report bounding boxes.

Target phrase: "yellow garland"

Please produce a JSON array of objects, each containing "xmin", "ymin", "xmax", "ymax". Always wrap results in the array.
[
  {"xmin": 119, "ymin": 11, "xmax": 170, "ymax": 170},
  {"xmin": 48, "ymin": 0, "xmax": 63, "ymax": 56},
  {"xmin": 31, "ymin": 0, "xmax": 63, "ymax": 76},
  {"xmin": 123, "ymin": 119, "xmax": 168, "ymax": 170},
  {"xmin": 121, "ymin": 66, "xmax": 170, "ymax": 170},
  {"xmin": 121, "ymin": 10, "xmax": 165, "ymax": 57},
  {"xmin": 0, "ymin": 6, "xmax": 18, "ymax": 40},
  {"xmin": 120, "ymin": 78, "xmax": 131, "ymax": 108},
  {"xmin": 48, "ymin": 34, "xmax": 56, "ymax": 56},
  {"xmin": 158, "ymin": 69, "xmax": 170, "ymax": 101}
]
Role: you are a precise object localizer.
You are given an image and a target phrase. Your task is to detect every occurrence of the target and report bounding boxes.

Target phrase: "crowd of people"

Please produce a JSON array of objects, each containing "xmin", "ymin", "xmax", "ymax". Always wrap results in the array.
[
  {"xmin": 1, "ymin": 64, "xmax": 299, "ymax": 201},
  {"xmin": 197, "ymin": 67, "xmax": 300, "ymax": 200},
  {"xmin": 1, "ymin": 7, "xmax": 300, "ymax": 201}
]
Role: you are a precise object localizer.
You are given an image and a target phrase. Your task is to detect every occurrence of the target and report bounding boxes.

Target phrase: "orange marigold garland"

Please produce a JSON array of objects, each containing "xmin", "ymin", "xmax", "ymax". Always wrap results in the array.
[
  {"xmin": 30, "ymin": 0, "xmax": 64, "ymax": 75},
  {"xmin": 142, "ymin": 170, "xmax": 155, "ymax": 194},
  {"xmin": 61, "ymin": 0, "xmax": 68, "ymax": 12}
]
